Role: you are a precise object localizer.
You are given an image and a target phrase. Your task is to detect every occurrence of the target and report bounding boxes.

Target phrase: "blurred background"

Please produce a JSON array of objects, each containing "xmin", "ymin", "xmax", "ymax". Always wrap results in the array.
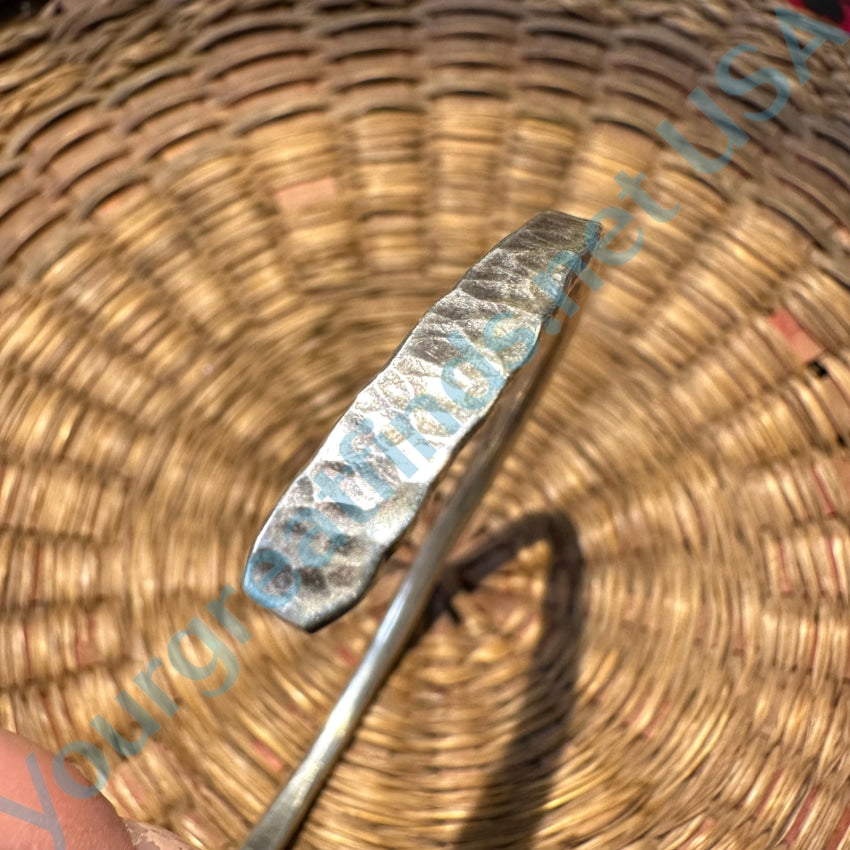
[{"xmin": 0, "ymin": 1, "xmax": 849, "ymax": 848}]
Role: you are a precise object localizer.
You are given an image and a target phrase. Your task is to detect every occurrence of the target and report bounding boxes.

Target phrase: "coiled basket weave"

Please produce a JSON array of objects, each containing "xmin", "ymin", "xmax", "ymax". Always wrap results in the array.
[{"xmin": 1, "ymin": 0, "xmax": 849, "ymax": 847}]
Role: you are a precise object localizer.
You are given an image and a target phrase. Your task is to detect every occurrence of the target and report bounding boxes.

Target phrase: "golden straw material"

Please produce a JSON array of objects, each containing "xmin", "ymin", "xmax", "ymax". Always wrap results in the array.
[{"xmin": 0, "ymin": 0, "xmax": 849, "ymax": 848}]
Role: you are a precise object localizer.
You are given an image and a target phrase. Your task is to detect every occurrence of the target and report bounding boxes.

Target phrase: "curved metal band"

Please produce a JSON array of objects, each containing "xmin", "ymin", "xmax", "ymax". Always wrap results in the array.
[{"xmin": 241, "ymin": 210, "xmax": 601, "ymax": 849}]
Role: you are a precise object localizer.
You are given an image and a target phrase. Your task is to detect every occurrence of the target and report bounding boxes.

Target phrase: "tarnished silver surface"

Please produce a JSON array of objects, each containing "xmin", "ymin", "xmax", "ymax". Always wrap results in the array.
[
  {"xmin": 240, "ymin": 210, "xmax": 600, "ymax": 850},
  {"xmin": 243, "ymin": 210, "xmax": 601, "ymax": 632}
]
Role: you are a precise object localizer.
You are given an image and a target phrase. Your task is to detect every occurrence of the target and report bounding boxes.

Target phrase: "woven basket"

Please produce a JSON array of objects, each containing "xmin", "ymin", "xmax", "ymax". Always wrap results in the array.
[{"xmin": 1, "ymin": 0, "xmax": 849, "ymax": 847}]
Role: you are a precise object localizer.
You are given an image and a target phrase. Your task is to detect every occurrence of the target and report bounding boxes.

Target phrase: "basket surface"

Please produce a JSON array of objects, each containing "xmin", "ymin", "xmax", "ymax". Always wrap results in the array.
[{"xmin": 1, "ymin": 0, "xmax": 850, "ymax": 847}]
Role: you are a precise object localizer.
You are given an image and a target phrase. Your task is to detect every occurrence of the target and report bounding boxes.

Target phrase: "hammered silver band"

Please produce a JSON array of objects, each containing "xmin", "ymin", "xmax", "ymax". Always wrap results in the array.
[
  {"xmin": 243, "ymin": 210, "xmax": 600, "ymax": 630},
  {"xmin": 241, "ymin": 210, "xmax": 601, "ymax": 849}
]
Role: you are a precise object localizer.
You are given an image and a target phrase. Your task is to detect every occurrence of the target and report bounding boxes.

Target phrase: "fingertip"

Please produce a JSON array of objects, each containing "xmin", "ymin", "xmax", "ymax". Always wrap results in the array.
[{"xmin": 0, "ymin": 729, "xmax": 132, "ymax": 850}]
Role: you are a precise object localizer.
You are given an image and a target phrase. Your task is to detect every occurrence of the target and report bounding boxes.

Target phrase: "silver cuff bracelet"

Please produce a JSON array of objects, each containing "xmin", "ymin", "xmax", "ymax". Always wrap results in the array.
[{"xmin": 241, "ymin": 210, "xmax": 601, "ymax": 849}]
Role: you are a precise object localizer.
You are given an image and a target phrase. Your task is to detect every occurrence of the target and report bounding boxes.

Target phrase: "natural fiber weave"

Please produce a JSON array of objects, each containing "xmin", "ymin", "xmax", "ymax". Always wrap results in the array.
[{"xmin": 1, "ymin": 0, "xmax": 849, "ymax": 847}]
